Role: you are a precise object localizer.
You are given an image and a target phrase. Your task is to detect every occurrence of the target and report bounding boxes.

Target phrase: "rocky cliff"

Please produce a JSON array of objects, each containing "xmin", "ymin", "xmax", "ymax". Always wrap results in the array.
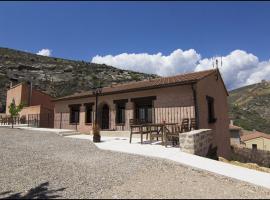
[
  {"xmin": 229, "ymin": 80, "xmax": 270, "ymax": 134},
  {"xmin": 0, "ymin": 47, "xmax": 158, "ymax": 112}
]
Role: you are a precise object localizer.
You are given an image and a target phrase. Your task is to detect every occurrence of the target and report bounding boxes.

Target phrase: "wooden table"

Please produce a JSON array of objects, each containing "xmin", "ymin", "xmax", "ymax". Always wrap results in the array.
[{"xmin": 130, "ymin": 123, "xmax": 177, "ymax": 144}]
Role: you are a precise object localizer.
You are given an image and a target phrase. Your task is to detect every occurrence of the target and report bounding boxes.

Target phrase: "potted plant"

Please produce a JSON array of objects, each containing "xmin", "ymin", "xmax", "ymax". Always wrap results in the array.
[{"xmin": 93, "ymin": 123, "xmax": 101, "ymax": 142}]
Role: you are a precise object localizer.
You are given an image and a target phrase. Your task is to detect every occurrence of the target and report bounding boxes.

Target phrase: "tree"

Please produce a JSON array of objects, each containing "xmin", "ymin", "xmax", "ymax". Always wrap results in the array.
[{"xmin": 8, "ymin": 99, "xmax": 24, "ymax": 128}]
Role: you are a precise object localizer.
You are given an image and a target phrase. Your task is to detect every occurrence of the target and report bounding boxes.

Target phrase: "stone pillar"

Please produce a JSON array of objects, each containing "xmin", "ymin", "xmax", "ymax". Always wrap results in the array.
[{"xmin": 179, "ymin": 129, "xmax": 213, "ymax": 157}]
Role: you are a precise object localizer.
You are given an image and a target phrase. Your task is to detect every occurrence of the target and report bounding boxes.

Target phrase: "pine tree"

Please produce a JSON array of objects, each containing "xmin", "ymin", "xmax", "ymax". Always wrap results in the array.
[{"xmin": 8, "ymin": 99, "xmax": 24, "ymax": 128}]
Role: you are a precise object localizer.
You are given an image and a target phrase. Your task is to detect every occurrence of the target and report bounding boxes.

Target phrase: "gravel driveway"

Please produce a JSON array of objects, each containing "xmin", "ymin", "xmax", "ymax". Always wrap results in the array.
[{"xmin": 0, "ymin": 128, "xmax": 270, "ymax": 199}]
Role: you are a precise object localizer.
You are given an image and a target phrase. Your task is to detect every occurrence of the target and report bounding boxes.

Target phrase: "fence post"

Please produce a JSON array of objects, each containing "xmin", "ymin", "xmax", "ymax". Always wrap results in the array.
[
  {"xmin": 75, "ymin": 112, "xmax": 78, "ymax": 131},
  {"xmin": 47, "ymin": 113, "xmax": 49, "ymax": 127},
  {"xmin": 60, "ymin": 112, "xmax": 62, "ymax": 129}
]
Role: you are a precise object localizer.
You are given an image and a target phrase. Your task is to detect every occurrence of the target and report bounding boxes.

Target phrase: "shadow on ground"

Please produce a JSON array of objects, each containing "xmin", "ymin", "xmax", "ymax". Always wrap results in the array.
[{"xmin": 0, "ymin": 182, "xmax": 66, "ymax": 199}]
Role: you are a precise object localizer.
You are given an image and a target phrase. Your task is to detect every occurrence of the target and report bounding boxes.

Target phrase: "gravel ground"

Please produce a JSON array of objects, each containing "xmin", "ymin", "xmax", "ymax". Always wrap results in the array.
[{"xmin": 0, "ymin": 128, "xmax": 270, "ymax": 199}]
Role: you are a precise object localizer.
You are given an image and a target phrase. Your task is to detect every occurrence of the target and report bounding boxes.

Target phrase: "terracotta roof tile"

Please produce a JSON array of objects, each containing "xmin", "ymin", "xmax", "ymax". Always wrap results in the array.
[
  {"xmin": 53, "ymin": 69, "xmax": 217, "ymax": 101},
  {"xmin": 241, "ymin": 131, "xmax": 270, "ymax": 141}
]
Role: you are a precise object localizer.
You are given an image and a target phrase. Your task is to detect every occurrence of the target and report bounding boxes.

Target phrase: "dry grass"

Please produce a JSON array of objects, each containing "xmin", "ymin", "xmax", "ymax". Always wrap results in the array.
[{"xmin": 219, "ymin": 157, "xmax": 270, "ymax": 173}]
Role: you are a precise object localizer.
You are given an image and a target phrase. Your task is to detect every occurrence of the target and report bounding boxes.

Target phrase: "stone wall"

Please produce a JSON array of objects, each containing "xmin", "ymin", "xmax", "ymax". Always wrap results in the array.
[
  {"xmin": 179, "ymin": 129, "xmax": 213, "ymax": 157},
  {"xmin": 231, "ymin": 145, "xmax": 270, "ymax": 168}
]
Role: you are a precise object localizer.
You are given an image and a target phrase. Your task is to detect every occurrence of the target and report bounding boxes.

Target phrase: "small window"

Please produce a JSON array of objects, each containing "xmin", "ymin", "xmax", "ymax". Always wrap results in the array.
[
  {"xmin": 85, "ymin": 104, "xmax": 93, "ymax": 124},
  {"xmin": 116, "ymin": 103, "xmax": 125, "ymax": 124},
  {"xmin": 136, "ymin": 105, "xmax": 152, "ymax": 123},
  {"xmin": 252, "ymin": 144, "xmax": 257, "ymax": 150},
  {"xmin": 69, "ymin": 105, "xmax": 80, "ymax": 124},
  {"xmin": 206, "ymin": 96, "xmax": 216, "ymax": 123}
]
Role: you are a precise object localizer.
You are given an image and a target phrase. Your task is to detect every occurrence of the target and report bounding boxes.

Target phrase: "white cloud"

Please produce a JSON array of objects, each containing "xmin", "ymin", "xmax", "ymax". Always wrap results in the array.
[
  {"xmin": 92, "ymin": 49, "xmax": 201, "ymax": 76},
  {"xmin": 91, "ymin": 49, "xmax": 270, "ymax": 90},
  {"xmin": 37, "ymin": 49, "xmax": 52, "ymax": 56},
  {"xmin": 195, "ymin": 50, "xmax": 260, "ymax": 89}
]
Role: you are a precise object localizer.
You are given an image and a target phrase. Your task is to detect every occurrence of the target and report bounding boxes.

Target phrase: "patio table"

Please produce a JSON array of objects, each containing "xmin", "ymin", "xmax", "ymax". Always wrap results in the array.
[
  {"xmin": 129, "ymin": 123, "xmax": 178, "ymax": 144},
  {"xmin": 140, "ymin": 123, "xmax": 177, "ymax": 145}
]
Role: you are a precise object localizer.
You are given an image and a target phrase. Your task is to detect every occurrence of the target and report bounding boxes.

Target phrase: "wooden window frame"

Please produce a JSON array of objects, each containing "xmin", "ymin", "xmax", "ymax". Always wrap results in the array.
[
  {"xmin": 206, "ymin": 96, "xmax": 216, "ymax": 124},
  {"xmin": 252, "ymin": 144, "xmax": 257, "ymax": 150},
  {"xmin": 84, "ymin": 103, "xmax": 94, "ymax": 125},
  {"xmin": 131, "ymin": 96, "xmax": 156, "ymax": 124},
  {"xmin": 68, "ymin": 104, "xmax": 81, "ymax": 124},
  {"xmin": 113, "ymin": 99, "xmax": 128, "ymax": 126}
]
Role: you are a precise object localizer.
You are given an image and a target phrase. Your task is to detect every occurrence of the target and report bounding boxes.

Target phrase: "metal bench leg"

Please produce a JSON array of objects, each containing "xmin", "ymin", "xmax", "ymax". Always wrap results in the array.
[
  {"xmin": 130, "ymin": 133, "xmax": 132, "ymax": 143},
  {"xmin": 141, "ymin": 133, "xmax": 143, "ymax": 144}
]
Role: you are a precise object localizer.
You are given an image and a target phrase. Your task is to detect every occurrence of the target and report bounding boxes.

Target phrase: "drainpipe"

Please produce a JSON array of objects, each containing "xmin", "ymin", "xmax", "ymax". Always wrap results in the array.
[
  {"xmin": 191, "ymin": 83, "xmax": 199, "ymax": 129},
  {"xmin": 28, "ymin": 81, "xmax": 33, "ymax": 106},
  {"xmin": 95, "ymin": 93, "xmax": 98, "ymax": 126}
]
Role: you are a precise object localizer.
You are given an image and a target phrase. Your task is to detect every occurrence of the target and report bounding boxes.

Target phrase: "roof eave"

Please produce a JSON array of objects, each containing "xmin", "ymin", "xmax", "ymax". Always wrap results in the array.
[{"xmin": 52, "ymin": 80, "xmax": 198, "ymax": 102}]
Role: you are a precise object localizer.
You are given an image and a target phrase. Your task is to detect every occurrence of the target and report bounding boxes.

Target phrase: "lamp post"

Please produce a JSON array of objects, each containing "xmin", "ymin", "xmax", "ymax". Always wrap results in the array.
[{"xmin": 92, "ymin": 86, "xmax": 102, "ymax": 143}]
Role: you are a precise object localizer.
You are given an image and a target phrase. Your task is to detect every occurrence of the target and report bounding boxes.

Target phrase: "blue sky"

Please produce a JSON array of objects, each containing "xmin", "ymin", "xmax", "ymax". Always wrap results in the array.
[{"xmin": 0, "ymin": 1, "xmax": 270, "ymax": 89}]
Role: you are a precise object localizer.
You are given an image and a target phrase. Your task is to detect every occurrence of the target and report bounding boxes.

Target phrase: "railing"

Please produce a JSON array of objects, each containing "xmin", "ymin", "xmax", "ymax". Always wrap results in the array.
[
  {"xmin": 27, "ymin": 113, "xmax": 54, "ymax": 128},
  {"xmin": 54, "ymin": 112, "xmax": 79, "ymax": 130},
  {"xmin": 0, "ymin": 116, "xmax": 26, "ymax": 126}
]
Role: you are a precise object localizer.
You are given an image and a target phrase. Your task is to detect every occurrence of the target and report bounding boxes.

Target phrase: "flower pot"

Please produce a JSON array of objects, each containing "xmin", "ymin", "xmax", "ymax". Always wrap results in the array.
[
  {"xmin": 92, "ymin": 123, "xmax": 101, "ymax": 143},
  {"xmin": 93, "ymin": 134, "xmax": 101, "ymax": 143}
]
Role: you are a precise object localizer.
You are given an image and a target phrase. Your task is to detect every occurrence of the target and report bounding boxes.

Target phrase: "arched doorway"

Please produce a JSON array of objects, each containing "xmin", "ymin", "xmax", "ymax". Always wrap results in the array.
[{"xmin": 101, "ymin": 104, "xmax": 109, "ymax": 129}]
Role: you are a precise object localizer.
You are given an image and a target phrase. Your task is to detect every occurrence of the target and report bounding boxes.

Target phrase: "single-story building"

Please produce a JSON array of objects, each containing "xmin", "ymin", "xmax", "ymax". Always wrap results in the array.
[
  {"xmin": 53, "ymin": 69, "xmax": 231, "ymax": 158},
  {"xmin": 241, "ymin": 130, "xmax": 270, "ymax": 151},
  {"xmin": 5, "ymin": 82, "xmax": 54, "ymax": 127}
]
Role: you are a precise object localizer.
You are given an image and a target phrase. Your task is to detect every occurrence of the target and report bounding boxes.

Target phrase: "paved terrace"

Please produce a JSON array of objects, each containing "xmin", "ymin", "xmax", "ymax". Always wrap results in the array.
[{"xmin": 0, "ymin": 128, "xmax": 270, "ymax": 199}]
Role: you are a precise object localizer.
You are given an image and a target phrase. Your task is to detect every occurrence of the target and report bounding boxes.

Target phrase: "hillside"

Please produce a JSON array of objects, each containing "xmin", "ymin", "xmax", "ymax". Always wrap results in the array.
[
  {"xmin": 229, "ymin": 80, "xmax": 270, "ymax": 134},
  {"xmin": 0, "ymin": 47, "xmax": 158, "ymax": 112}
]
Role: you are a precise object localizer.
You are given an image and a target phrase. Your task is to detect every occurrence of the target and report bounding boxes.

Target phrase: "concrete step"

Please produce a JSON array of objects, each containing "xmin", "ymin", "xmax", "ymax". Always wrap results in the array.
[{"xmin": 57, "ymin": 131, "xmax": 80, "ymax": 136}]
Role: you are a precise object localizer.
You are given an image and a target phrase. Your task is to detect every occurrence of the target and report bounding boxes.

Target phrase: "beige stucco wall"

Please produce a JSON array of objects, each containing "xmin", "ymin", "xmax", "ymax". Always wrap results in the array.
[
  {"xmin": 196, "ymin": 71, "xmax": 230, "ymax": 159},
  {"xmin": 54, "ymin": 84, "xmax": 195, "ymax": 133},
  {"xmin": 31, "ymin": 90, "xmax": 54, "ymax": 111},
  {"xmin": 6, "ymin": 84, "xmax": 25, "ymax": 114},
  {"xmin": 244, "ymin": 137, "xmax": 270, "ymax": 151},
  {"xmin": 20, "ymin": 105, "xmax": 41, "ymax": 118},
  {"xmin": 5, "ymin": 82, "xmax": 54, "ymax": 115}
]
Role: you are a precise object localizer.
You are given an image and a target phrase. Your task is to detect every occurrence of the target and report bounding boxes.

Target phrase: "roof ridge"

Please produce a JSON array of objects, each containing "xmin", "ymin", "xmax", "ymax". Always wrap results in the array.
[{"xmin": 104, "ymin": 69, "xmax": 216, "ymax": 89}]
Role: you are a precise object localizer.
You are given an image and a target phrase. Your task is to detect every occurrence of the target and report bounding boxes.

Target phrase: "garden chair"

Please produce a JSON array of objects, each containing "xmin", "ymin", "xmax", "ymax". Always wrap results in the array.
[
  {"xmin": 130, "ymin": 124, "xmax": 151, "ymax": 144},
  {"xmin": 149, "ymin": 125, "xmax": 163, "ymax": 144},
  {"xmin": 190, "ymin": 118, "xmax": 197, "ymax": 131},
  {"xmin": 164, "ymin": 118, "xmax": 190, "ymax": 147}
]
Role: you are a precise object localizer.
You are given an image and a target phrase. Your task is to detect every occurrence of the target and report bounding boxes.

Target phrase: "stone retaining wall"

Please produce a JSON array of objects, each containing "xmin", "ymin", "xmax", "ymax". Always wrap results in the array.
[{"xmin": 179, "ymin": 129, "xmax": 213, "ymax": 157}]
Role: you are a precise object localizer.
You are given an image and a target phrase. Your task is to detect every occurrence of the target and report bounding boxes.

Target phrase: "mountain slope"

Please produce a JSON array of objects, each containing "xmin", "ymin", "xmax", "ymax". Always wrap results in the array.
[
  {"xmin": 229, "ymin": 80, "xmax": 270, "ymax": 134},
  {"xmin": 0, "ymin": 47, "xmax": 158, "ymax": 112}
]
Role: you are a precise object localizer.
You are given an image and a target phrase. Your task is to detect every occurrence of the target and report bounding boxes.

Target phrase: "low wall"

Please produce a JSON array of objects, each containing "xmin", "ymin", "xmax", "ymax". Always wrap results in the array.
[
  {"xmin": 0, "ymin": 113, "xmax": 7, "ymax": 118},
  {"xmin": 179, "ymin": 129, "xmax": 213, "ymax": 157},
  {"xmin": 231, "ymin": 145, "xmax": 270, "ymax": 168}
]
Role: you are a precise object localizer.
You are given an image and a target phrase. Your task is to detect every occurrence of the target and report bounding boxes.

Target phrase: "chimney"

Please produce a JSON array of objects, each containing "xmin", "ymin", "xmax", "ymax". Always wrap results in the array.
[
  {"xmin": 253, "ymin": 129, "xmax": 256, "ymax": 132},
  {"xmin": 10, "ymin": 81, "xmax": 13, "ymax": 88},
  {"xmin": 230, "ymin": 120, "xmax": 234, "ymax": 125}
]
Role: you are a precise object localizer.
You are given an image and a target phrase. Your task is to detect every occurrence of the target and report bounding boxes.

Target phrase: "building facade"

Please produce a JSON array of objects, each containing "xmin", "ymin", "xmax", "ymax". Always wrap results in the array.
[
  {"xmin": 229, "ymin": 120, "xmax": 242, "ymax": 145},
  {"xmin": 53, "ymin": 69, "xmax": 231, "ymax": 158},
  {"xmin": 241, "ymin": 130, "xmax": 270, "ymax": 151},
  {"xmin": 5, "ymin": 82, "xmax": 54, "ymax": 127}
]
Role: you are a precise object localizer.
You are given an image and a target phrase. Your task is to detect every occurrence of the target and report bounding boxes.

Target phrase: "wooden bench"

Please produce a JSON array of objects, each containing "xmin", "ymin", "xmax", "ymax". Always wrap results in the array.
[{"xmin": 130, "ymin": 124, "xmax": 151, "ymax": 144}]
